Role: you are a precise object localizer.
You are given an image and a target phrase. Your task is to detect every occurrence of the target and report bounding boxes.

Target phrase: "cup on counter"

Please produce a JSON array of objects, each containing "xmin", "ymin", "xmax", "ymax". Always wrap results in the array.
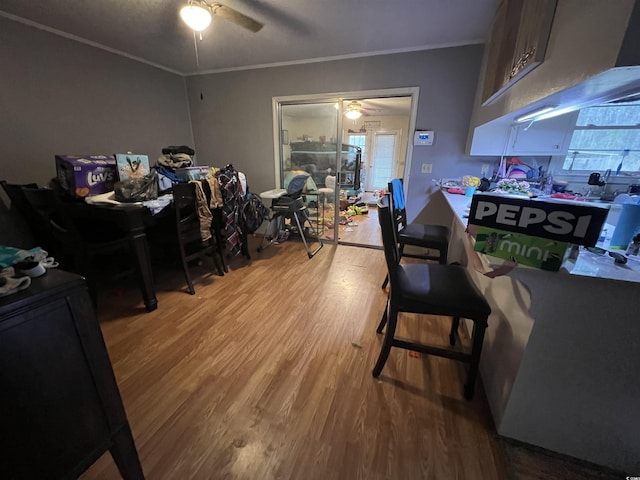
[{"xmin": 465, "ymin": 186, "xmax": 476, "ymax": 197}]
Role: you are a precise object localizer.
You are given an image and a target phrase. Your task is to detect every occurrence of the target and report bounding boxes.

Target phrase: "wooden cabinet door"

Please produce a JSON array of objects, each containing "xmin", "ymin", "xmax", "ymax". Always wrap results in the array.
[
  {"xmin": 482, "ymin": 0, "xmax": 557, "ymax": 105},
  {"xmin": 506, "ymin": 0, "xmax": 557, "ymax": 87}
]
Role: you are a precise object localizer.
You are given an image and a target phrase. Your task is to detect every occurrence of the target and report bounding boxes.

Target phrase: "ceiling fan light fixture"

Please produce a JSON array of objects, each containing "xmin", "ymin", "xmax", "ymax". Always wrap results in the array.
[
  {"xmin": 345, "ymin": 100, "xmax": 363, "ymax": 119},
  {"xmin": 180, "ymin": 4, "xmax": 212, "ymax": 31}
]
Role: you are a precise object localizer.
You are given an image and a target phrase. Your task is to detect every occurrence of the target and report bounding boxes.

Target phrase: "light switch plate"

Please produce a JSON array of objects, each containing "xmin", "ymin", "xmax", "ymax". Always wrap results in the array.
[{"xmin": 421, "ymin": 163, "xmax": 432, "ymax": 174}]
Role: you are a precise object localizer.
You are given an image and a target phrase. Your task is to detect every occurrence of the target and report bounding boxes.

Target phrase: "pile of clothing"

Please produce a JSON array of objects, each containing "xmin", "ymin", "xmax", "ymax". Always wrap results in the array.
[{"xmin": 156, "ymin": 145, "xmax": 195, "ymax": 191}]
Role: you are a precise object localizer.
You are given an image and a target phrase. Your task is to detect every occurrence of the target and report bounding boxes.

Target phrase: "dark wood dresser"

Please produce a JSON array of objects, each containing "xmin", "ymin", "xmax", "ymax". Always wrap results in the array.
[{"xmin": 0, "ymin": 269, "xmax": 144, "ymax": 479}]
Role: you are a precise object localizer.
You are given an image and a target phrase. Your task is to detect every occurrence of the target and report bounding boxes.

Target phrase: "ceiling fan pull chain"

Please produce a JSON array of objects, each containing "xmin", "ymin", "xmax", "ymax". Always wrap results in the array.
[{"xmin": 192, "ymin": 30, "xmax": 201, "ymax": 69}]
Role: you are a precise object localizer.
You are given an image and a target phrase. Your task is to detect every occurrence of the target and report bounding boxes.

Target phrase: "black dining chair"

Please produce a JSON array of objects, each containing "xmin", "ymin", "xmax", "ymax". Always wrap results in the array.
[
  {"xmin": 20, "ymin": 187, "xmax": 134, "ymax": 306},
  {"xmin": 172, "ymin": 182, "xmax": 225, "ymax": 294},
  {"xmin": 381, "ymin": 178, "xmax": 450, "ymax": 288},
  {"xmin": 374, "ymin": 193, "xmax": 491, "ymax": 399},
  {"xmin": 1, "ymin": 180, "xmax": 54, "ymax": 250}
]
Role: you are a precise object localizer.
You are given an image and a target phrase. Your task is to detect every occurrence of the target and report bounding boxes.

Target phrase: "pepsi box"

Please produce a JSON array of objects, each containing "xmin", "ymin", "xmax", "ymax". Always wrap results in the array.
[{"xmin": 55, "ymin": 154, "xmax": 118, "ymax": 198}]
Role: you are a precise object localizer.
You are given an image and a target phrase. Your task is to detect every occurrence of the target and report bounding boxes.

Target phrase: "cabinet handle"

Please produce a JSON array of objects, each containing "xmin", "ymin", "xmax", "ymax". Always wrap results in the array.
[{"xmin": 510, "ymin": 48, "xmax": 536, "ymax": 79}]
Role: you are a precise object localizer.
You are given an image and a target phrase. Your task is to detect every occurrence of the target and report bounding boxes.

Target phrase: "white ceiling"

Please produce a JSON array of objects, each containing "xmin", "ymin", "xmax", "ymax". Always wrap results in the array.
[{"xmin": 0, "ymin": 0, "xmax": 500, "ymax": 75}]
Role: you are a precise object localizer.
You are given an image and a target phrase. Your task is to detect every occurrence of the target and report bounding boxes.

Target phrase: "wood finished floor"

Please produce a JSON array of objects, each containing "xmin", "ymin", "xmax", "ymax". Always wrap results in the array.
[
  {"xmin": 81, "ymin": 237, "xmax": 618, "ymax": 479},
  {"xmin": 320, "ymin": 204, "xmax": 382, "ymax": 248}
]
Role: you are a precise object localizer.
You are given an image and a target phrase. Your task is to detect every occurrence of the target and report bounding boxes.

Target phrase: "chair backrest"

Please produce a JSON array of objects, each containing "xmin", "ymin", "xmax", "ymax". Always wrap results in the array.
[
  {"xmin": 1, "ymin": 180, "xmax": 50, "ymax": 246},
  {"xmin": 20, "ymin": 187, "xmax": 85, "ymax": 265},
  {"xmin": 388, "ymin": 178, "xmax": 408, "ymax": 228},
  {"xmin": 286, "ymin": 174, "xmax": 310, "ymax": 196},
  {"xmin": 377, "ymin": 193, "xmax": 402, "ymax": 286},
  {"xmin": 22, "ymin": 188, "xmax": 82, "ymax": 250},
  {"xmin": 172, "ymin": 182, "xmax": 207, "ymax": 247},
  {"xmin": 1, "ymin": 181, "xmax": 38, "ymax": 213}
]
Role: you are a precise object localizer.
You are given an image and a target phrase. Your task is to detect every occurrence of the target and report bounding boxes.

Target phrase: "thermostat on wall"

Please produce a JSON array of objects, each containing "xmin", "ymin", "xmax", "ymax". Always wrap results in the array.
[{"xmin": 414, "ymin": 130, "xmax": 434, "ymax": 146}]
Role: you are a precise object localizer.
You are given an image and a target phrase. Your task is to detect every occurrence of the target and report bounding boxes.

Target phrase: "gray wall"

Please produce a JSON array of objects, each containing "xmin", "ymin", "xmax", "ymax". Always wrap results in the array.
[
  {"xmin": 0, "ymin": 17, "xmax": 193, "ymax": 190},
  {"xmin": 186, "ymin": 46, "xmax": 492, "ymax": 223},
  {"xmin": 1, "ymin": 16, "xmax": 490, "ymax": 228}
]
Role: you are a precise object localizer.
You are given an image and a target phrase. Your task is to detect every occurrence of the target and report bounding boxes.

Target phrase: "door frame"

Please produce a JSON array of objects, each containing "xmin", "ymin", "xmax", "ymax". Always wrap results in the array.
[{"xmin": 272, "ymin": 86, "xmax": 420, "ymax": 243}]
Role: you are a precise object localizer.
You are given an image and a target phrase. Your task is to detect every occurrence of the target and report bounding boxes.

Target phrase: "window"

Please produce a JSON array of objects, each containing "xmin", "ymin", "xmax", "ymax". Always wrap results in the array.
[
  {"xmin": 561, "ymin": 99, "xmax": 640, "ymax": 172},
  {"xmin": 346, "ymin": 134, "xmax": 367, "ymax": 165}
]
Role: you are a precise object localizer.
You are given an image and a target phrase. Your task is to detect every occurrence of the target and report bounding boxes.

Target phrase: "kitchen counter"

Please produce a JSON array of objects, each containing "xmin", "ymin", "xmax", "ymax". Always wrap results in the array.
[
  {"xmin": 422, "ymin": 189, "xmax": 640, "ymax": 473},
  {"xmin": 441, "ymin": 191, "xmax": 640, "ymax": 283}
]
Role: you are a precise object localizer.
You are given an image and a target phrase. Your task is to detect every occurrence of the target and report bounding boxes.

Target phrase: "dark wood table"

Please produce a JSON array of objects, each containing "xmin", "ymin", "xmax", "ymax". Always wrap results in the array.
[{"xmin": 66, "ymin": 202, "xmax": 160, "ymax": 312}]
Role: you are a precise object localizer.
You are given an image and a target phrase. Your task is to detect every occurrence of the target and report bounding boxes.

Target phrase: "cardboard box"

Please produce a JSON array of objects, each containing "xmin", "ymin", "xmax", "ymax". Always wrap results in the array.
[
  {"xmin": 474, "ymin": 226, "xmax": 569, "ymax": 271},
  {"xmin": 175, "ymin": 166, "xmax": 210, "ymax": 181},
  {"xmin": 55, "ymin": 155, "xmax": 118, "ymax": 198}
]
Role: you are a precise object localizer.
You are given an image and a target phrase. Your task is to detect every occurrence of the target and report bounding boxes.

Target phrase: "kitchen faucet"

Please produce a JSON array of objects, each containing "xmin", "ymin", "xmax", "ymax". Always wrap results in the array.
[{"xmin": 586, "ymin": 169, "xmax": 612, "ymax": 198}]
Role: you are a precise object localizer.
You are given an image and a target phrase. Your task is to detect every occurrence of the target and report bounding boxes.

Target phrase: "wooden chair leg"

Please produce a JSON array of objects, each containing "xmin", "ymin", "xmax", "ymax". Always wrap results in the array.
[
  {"xmin": 376, "ymin": 296, "xmax": 390, "ymax": 333},
  {"xmin": 464, "ymin": 318, "xmax": 488, "ymax": 400},
  {"xmin": 449, "ymin": 316, "xmax": 461, "ymax": 345},
  {"xmin": 179, "ymin": 250, "xmax": 195, "ymax": 295},
  {"xmin": 212, "ymin": 210, "xmax": 228, "ymax": 273},
  {"xmin": 210, "ymin": 245, "xmax": 225, "ymax": 277},
  {"xmin": 373, "ymin": 305, "xmax": 398, "ymax": 377}
]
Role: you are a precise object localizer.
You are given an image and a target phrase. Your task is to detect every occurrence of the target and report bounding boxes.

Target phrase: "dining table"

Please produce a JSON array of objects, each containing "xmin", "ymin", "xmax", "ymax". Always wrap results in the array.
[{"xmin": 65, "ymin": 200, "xmax": 161, "ymax": 312}]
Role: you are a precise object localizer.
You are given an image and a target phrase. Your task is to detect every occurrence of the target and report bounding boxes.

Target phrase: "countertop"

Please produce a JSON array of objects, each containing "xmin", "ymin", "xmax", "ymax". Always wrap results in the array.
[{"xmin": 440, "ymin": 190, "xmax": 640, "ymax": 284}]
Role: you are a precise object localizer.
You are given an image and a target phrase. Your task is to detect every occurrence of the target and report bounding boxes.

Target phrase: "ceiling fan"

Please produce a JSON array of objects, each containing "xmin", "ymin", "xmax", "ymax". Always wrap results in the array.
[
  {"xmin": 180, "ymin": 0, "xmax": 263, "ymax": 33},
  {"xmin": 344, "ymin": 100, "xmax": 381, "ymax": 119}
]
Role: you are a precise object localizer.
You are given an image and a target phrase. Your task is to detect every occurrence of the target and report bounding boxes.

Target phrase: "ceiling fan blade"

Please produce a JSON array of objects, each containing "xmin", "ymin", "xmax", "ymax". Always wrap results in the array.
[{"xmin": 211, "ymin": 4, "xmax": 263, "ymax": 32}]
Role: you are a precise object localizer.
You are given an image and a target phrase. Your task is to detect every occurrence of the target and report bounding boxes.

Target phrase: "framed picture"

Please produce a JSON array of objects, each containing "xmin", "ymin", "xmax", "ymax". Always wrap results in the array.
[
  {"xmin": 114, "ymin": 153, "xmax": 150, "ymax": 181},
  {"xmin": 282, "ymin": 130, "xmax": 289, "ymax": 145}
]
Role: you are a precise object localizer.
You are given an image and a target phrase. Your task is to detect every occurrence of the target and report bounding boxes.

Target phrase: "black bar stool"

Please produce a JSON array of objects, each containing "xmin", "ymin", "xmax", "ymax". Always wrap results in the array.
[
  {"xmin": 374, "ymin": 193, "xmax": 491, "ymax": 399},
  {"xmin": 381, "ymin": 178, "xmax": 449, "ymax": 288}
]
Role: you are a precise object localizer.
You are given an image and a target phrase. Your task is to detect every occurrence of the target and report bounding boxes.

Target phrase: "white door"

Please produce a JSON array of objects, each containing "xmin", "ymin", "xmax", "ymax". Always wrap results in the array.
[{"xmin": 369, "ymin": 130, "xmax": 400, "ymax": 190}]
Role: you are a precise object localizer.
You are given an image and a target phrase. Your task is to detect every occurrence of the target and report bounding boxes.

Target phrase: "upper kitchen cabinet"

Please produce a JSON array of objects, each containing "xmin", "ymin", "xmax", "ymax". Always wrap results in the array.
[
  {"xmin": 467, "ymin": 0, "xmax": 640, "ymax": 156},
  {"xmin": 505, "ymin": 111, "xmax": 578, "ymax": 155},
  {"xmin": 482, "ymin": 0, "xmax": 557, "ymax": 106}
]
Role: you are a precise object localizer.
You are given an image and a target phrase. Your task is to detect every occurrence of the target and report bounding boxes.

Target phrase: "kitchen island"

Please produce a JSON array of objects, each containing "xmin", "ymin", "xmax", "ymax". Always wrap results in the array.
[{"xmin": 422, "ymin": 190, "xmax": 640, "ymax": 473}]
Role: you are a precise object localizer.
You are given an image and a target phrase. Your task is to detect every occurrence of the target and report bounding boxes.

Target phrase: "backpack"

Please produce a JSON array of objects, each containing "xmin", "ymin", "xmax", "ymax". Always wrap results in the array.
[{"xmin": 243, "ymin": 191, "xmax": 270, "ymax": 234}]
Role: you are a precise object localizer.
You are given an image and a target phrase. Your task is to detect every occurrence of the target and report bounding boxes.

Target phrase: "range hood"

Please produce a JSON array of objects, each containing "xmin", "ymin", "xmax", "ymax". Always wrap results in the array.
[{"xmin": 475, "ymin": 65, "xmax": 640, "ymax": 133}]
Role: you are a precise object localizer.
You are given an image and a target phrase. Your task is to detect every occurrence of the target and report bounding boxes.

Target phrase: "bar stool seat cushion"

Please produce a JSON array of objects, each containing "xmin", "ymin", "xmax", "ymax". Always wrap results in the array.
[
  {"xmin": 398, "ymin": 263, "xmax": 491, "ymax": 321},
  {"xmin": 398, "ymin": 223, "xmax": 450, "ymax": 250}
]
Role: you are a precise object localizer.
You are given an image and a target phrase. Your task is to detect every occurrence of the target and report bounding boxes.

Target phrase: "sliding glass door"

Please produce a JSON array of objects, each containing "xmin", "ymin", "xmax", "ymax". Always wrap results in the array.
[
  {"xmin": 278, "ymin": 100, "xmax": 342, "ymax": 243},
  {"xmin": 274, "ymin": 89, "xmax": 418, "ymax": 249}
]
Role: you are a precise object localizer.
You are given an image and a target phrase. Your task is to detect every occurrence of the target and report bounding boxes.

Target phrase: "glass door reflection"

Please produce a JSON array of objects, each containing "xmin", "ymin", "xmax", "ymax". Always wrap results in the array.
[{"xmin": 280, "ymin": 102, "xmax": 342, "ymax": 244}]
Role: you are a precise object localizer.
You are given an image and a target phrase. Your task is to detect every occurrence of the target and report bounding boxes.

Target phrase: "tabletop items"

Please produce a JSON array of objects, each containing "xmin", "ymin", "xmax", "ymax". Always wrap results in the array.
[{"xmin": 0, "ymin": 245, "xmax": 60, "ymax": 297}]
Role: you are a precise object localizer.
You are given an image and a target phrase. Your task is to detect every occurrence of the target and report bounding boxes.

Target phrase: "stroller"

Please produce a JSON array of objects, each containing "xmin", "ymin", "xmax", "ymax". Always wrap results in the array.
[{"xmin": 257, "ymin": 174, "xmax": 323, "ymax": 258}]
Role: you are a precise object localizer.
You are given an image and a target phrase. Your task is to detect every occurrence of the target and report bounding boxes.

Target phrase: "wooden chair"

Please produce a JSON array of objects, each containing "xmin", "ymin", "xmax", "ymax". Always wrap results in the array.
[
  {"xmin": 374, "ymin": 193, "xmax": 491, "ymax": 399},
  {"xmin": 172, "ymin": 182, "xmax": 225, "ymax": 294},
  {"xmin": 20, "ymin": 187, "xmax": 133, "ymax": 306},
  {"xmin": 1, "ymin": 180, "xmax": 53, "ymax": 249},
  {"xmin": 381, "ymin": 178, "xmax": 449, "ymax": 288}
]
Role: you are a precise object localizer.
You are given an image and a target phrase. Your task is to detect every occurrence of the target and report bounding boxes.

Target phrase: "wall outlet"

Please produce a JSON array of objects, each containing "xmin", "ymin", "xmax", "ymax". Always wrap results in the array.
[
  {"xmin": 421, "ymin": 163, "xmax": 432, "ymax": 174},
  {"xmin": 481, "ymin": 163, "xmax": 490, "ymax": 176}
]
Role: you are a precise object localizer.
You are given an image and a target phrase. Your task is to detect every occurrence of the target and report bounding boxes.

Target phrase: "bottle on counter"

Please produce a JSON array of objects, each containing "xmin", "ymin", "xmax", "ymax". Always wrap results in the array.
[{"xmin": 626, "ymin": 233, "xmax": 640, "ymax": 256}]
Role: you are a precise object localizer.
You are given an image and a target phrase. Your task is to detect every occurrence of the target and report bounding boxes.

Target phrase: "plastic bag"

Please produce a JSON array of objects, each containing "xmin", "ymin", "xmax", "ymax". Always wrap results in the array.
[{"xmin": 114, "ymin": 170, "xmax": 158, "ymax": 203}]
